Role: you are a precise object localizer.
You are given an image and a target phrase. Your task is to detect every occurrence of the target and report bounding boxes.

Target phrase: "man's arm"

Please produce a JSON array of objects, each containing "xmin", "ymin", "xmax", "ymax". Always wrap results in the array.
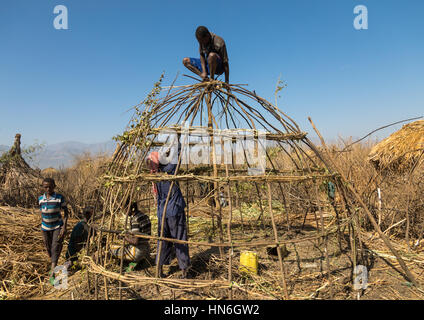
[
  {"xmin": 199, "ymin": 53, "xmax": 208, "ymax": 81},
  {"xmin": 125, "ymin": 234, "xmax": 139, "ymax": 246},
  {"xmin": 59, "ymin": 206, "xmax": 69, "ymax": 239}
]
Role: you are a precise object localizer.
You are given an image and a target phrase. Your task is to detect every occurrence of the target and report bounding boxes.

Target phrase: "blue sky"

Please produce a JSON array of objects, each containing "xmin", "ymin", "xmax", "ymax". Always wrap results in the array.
[{"xmin": 0, "ymin": 0, "xmax": 423, "ymax": 146}]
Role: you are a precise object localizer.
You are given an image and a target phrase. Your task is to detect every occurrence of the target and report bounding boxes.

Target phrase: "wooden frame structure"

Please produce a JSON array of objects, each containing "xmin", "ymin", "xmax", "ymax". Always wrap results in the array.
[{"xmin": 84, "ymin": 78, "xmax": 417, "ymax": 299}]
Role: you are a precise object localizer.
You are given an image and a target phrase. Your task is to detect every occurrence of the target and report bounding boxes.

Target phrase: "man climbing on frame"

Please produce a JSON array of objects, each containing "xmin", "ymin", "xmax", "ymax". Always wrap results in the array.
[
  {"xmin": 38, "ymin": 178, "xmax": 68, "ymax": 285},
  {"xmin": 147, "ymin": 145, "xmax": 190, "ymax": 279},
  {"xmin": 183, "ymin": 26, "xmax": 229, "ymax": 83}
]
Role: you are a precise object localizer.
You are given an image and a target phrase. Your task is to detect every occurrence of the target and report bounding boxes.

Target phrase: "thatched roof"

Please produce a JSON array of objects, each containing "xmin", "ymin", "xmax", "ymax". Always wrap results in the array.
[
  {"xmin": 0, "ymin": 134, "xmax": 34, "ymax": 172},
  {"xmin": 41, "ymin": 167, "xmax": 59, "ymax": 177},
  {"xmin": 0, "ymin": 134, "xmax": 40, "ymax": 207},
  {"xmin": 368, "ymin": 120, "xmax": 424, "ymax": 172}
]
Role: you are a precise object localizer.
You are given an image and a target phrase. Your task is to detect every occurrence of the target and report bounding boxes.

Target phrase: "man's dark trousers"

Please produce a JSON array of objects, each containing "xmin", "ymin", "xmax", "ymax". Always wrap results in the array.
[
  {"xmin": 157, "ymin": 210, "xmax": 190, "ymax": 270},
  {"xmin": 42, "ymin": 228, "xmax": 63, "ymax": 265}
]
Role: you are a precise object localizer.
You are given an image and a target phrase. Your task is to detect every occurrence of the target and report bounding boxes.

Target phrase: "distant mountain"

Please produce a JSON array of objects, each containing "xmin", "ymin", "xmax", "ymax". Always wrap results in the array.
[
  {"xmin": 0, "ymin": 141, "xmax": 117, "ymax": 169},
  {"xmin": 0, "ymin": 135, "xmax": 363, "ymax": 170}
]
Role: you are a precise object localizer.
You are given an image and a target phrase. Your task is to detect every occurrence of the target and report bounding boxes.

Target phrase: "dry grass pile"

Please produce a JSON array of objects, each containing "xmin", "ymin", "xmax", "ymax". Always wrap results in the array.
[
  {"xmin": 368, "ymin": 120, "xmax": 424, "ymax": 173},
  {"xmin": 332, "ymin": 139, "xmax": 377, "ymax": 194},
  {"xmin": 0, "ymin": 207, "xmax": 48, "ymax": 299},
  {"xmin": 43, "ymin": 153, "xmax": 111, "ymax": 217}
]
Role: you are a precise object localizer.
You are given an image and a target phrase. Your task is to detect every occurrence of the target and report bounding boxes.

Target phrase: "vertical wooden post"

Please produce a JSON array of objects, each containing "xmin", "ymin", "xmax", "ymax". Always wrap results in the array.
[
  {"xmin": 254, "ymin": 183, "xmax": 267, "ymax": 231},
  {"xmin": 186, "ymin": 169, "xmax": 190, "ymax": 238},
  {"xmin": 207, "ymin": 91, "xmax": 224, "ymax": 256},
  {"xmin": 267, "ymin": 182, "xmax": 289, "ymax": 300},
  {"xmin": 234, "ymin": 183, "xmax": 245, "ymax": 233},
  {"xmin": 329, "ymin": 181, "xmax": 343, "ymax": 253},
  {"xmin": 225, "ymin": 165, "xmax": 234, "ymax": 299},
  {"xmin": 280, "ymin": 187, "xmax": 291, "ymax": 232},
  {"xmin": 315, "ymin": 185, "xmax": 333, "ymax": 299},
  {"xmin": 94, "ymin": 202, "xmax": 109, "ymax": 300},
  {"xmin": 377, "ymin": 187, "xmax": 382, "ymax": 226},
  {"xmin": 118, "ymin": 191, "xmax": 133, "ymax": 300}
]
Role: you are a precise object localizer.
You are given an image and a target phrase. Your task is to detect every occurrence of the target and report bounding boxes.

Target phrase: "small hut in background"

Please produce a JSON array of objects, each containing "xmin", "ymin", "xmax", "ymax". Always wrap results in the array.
[
  {"xmin": 367, "ymin": 120, "xmax": 424, "ymax": 242},
  {"xmin": 368, "ymin": 120, "xmax": 424, "ymax": 174},
  {"xmin": 0, "ymin": 134, "xmax": 40, "ymax": 207}
]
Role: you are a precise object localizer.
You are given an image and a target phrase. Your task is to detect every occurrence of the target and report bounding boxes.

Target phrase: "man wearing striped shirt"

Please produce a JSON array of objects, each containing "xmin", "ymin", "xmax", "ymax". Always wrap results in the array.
[
  {"xmin": 38, "ymin": 178, "xmax": 69, "ymax": 277},
  {"xmin": 110, "ymin": 201, "xmax": 151, "ymax": 267}
]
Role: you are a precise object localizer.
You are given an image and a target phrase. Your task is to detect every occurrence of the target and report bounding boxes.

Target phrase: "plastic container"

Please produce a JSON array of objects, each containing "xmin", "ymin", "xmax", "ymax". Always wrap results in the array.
[{"xmin": 239, "ymin": 251, "xmax": 258, "ymax": 275}]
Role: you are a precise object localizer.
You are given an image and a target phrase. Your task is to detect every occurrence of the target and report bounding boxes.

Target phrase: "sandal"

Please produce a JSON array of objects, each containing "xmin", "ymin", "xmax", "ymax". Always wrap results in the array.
[
  {"xmin": 48, "ymin": 271, "xmax": 55, "ymax": 286},
  {"xmin": 125, "ymin": 262, "xmax": 138, "ymax": 273}
]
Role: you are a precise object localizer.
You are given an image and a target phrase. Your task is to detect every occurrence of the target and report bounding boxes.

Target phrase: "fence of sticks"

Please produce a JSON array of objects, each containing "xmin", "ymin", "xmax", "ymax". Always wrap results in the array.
[{"xmin": 83, "ymin": 76, "xmax": 418, "ymax": 299}]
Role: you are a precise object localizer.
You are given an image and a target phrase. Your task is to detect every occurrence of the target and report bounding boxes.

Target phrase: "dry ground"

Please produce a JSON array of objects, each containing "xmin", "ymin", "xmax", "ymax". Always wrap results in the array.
[{"xmin": 2, "ymin": 205, "xmax": 423, "ymax": 300}]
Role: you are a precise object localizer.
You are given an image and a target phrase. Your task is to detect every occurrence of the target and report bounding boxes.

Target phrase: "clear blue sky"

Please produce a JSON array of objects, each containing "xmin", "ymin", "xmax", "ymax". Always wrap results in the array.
[{"xmin": 1, "ymin": 0, "xmax": 423, "ymax": 146}]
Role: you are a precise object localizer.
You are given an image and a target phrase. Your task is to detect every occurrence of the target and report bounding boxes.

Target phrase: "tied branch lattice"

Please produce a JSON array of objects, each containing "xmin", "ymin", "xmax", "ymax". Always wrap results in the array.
[{"xmin": 82, "ymin": 76, "xmax": 417, "ymax": 300}]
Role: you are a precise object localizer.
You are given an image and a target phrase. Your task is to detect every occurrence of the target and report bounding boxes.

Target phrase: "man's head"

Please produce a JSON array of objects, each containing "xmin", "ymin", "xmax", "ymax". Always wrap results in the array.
[
  {"xmin": 195, "ymin": 26, "xmax": 211, "ymax": 46},
  {"xmin": 42, "ymin": 178, "xmax": 55, "ymax": 196},
  {"xmin": 82, "ymin": 206, "xmax": 94, "ymax": 221},
  {"xmin": 146, "ymin": 151, "xmax": 159, "ymax": 173},
  {"xmin": 129, "ymin": 201, "xmax": 138, "ymax": 215},
  {"xmin": 124, "ymin": 197, "xmax": 138, "ymax": 216}
]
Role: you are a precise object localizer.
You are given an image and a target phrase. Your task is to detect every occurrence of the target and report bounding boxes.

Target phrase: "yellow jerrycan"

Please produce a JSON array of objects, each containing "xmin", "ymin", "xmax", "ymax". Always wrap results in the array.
[{"xmin": 239, "ymin": 251, "xmax": 258, "ymax": 275}]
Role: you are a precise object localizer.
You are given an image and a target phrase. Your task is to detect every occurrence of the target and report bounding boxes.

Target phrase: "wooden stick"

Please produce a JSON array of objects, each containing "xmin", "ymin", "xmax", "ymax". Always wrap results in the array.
[
  {"xmin": 104, "ymin": 173, "xmax": 339, "ymax": 184},
  {"xmin": 225, "ymin": 164, "xmax": 233, "ymax": 299},
  {"xmin": 118, "ymin": 194, "xmax": 133, "ymax": 300},
  {"xmin": 267, "ymin": 182, "xmax": 289, "ymax": 299},
  {"xmin": 315, "ymin": 185, "xmax": 334, "ymax": 299},
  {"xmin": 143, "ymin": 127, "xmax": 307, "ymax": 141},
  {"xmin": 89, "ymin": 223, "xmax": 344, "ymax": 247},
  {"xmin": 207, "ymin": 91, "xmax": 224, "ymax": 256},
  {"xmin": 315, "ymin": 185, "xmax": 333, "ymax": 298}
]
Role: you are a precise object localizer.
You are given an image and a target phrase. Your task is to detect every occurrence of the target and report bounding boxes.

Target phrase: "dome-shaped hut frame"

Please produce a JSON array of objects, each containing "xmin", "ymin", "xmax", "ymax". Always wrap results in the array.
[{"xmin": 84, "ymin": 77, "xmax": 417, "ymax": 299}]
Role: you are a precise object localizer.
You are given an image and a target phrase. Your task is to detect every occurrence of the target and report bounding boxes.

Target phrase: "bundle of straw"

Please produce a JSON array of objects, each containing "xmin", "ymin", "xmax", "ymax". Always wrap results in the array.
[{"xmin": 0, "ymin": 207, "xmax": 47, "ymax": 299}]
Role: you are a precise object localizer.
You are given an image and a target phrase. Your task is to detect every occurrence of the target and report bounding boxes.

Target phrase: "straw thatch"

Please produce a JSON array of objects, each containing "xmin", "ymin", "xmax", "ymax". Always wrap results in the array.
[
  {"xmin": 41, "ymin": 167, "xmax": 59, "ymax": 177},
  {"xmin": 368, "ymin": 120, "xmax": 424, "ymax": 173},
  {"xmin": 0, "ymin": 134, "xmax": 41, "ymax": 207},
  {"xmin": 0, "ymin": 206, "xmax": 48, "ymax": 299}
]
